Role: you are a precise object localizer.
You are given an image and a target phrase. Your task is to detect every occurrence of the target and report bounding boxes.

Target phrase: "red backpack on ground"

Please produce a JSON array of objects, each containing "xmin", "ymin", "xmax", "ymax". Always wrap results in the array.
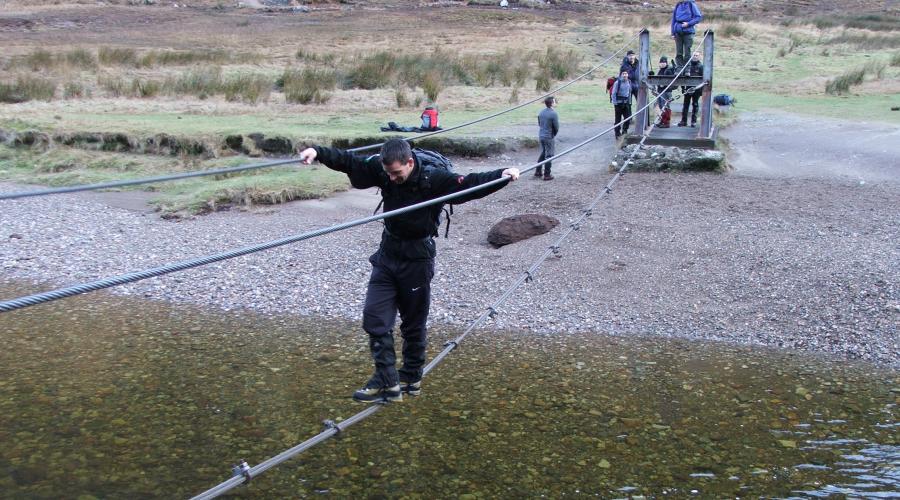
[{"xmin": 420, "ymin": 106, "xmax": 439, "ymax": 130}]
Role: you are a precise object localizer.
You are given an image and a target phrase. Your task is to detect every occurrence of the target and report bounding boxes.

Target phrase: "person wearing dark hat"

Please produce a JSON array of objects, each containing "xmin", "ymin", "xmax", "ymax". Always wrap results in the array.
[
  {"xmin": 655, "ymin": 55, "xmax": 675, "ymax": 128},
  {"xmin": 671, "ymin": 0, "xmax": 703, "ymax": 68},
  {"xmin": 678, "ymin": 50, "xmax": 704, "ymax": 127},
  {"xmin": 620, "ymin": 50, "xmax": 640, "ymax": 98}
]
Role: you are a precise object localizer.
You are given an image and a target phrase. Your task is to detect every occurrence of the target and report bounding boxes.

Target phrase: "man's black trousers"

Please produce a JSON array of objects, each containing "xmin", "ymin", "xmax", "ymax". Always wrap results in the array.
[
  {"xmin": 362, "ymin": 249, "xmax": 435, "ymax": 387},
  {"xmin": 682, "ymin": 92, "xmax": 701, "ymax": 124},
  {"xmin": 614, "ymin": 103, "xmax": 632, "ymax": 136}
]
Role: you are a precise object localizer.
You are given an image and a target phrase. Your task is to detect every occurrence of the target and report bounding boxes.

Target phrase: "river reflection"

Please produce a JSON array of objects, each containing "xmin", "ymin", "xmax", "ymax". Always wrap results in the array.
[{"xmin": 0, "ymin": 281, "xmax": 897, "ymax": 498}]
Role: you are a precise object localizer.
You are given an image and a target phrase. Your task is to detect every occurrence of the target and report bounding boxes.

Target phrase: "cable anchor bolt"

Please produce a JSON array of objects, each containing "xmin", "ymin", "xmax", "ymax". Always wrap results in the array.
[
  {"xmin": 487, "ymin": 306, "xmax": 499, "ymax": 319},
  {"xmin": 232, "ymin": 459, "xmax": 252, "ymax": 484},
  {"xmin": 524, "ymin": 271, "xmax": 534, "ymax": 283},
  {"xmin": 550, "ymin": 245, "xmax": 561, "ymax": 257}
]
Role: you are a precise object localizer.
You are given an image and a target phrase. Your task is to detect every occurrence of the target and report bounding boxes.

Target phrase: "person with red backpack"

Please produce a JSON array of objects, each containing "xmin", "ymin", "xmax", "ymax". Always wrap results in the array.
[{"xmin": 654, "ymin": 56, "xmax": 675, "ymax": 128}]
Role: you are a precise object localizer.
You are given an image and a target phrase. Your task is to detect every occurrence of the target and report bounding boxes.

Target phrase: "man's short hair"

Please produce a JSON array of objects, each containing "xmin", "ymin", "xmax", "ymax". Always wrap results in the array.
[
  {"xmin": 544, "ymin": 96, "xmax": 555, "ymax": 107},
  {"xmin": 380, "ymin": 138, "xmax": 412, "ymax": 166}
]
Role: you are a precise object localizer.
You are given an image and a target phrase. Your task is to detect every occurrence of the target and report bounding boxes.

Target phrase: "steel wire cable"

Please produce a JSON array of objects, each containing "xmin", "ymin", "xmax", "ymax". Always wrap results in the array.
[
  {"xmin": 0, "ymin": 33, "xmax": 708, "ymax": 315},
  {"xmin": 0, "ymin": 32, "xmax": 642, "ymax": 201},
  {"xmin": 189, "ymin": 74, "xmax": 703, "ymax": 500}
]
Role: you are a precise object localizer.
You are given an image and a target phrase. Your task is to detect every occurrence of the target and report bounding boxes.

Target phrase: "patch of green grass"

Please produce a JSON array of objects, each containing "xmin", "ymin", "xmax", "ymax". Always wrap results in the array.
[
  {"xmin": 0, "ymin": 145, "xmax": 349, "ymax": 215},
  {"xmin": 150, "ymin": 167, "xmax": 348, "ymax": 214},
  {"xmin": 736, "ymin": 91, "xmax": 900, "ymax": 123},
  {"xmin": 825, "ymin": 32, "xmax": 900, "ymax": 50}
]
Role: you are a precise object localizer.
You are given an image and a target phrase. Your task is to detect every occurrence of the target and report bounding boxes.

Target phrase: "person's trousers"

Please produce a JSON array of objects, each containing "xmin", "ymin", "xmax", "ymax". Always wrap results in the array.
[
  {"xmin": 681, "ymin": 92, "xmax": 700, "ymax": 124},
  {"xmin": 614, "ymin": 103, "xmax": 632, "ymax": 136},
  {"xmin": 536, "ymin": 138, "xmax": 555, "ymax": 176},
  {"xmin": 362, "ymin": 250, "xmax": 435, "ymax": 387},
  {"xmin": 674, "ymin": 33, "xmax": 694, "ymax": 67}
]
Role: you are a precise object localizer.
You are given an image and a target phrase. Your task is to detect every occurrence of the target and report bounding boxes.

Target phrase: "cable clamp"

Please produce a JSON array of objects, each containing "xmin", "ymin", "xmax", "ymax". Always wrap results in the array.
[
  {"xmin": 232, "ymin": 459, "xmax": 252, "ymax": 484},
  {"xmin": 323, "ymin": 419, "xmax": 341, "ymax": 435},
  {"xmin": 605, "ymin": 186, "xmax": 613, "ymax": 194},
  {"xmin": 570, "ymin": 222, "xmax": 580, "ymax": 231},
  {"xmin": 550, "ymin": 245, "xmax": 561, "ymax": 256},
  {"xmin": 443, "ymin": 340, "xmax": 459, "ymax": 349},
  {"xmin": 582, "ymin": 208, "xmax": 593, "ymax": 217},
  {"xmin": 524, "ymin": 270, "xmax": 534, "ymax": 283},
  {"xmin": 487, "ymin": 306, "xmax": 499, "ymax": 319}
]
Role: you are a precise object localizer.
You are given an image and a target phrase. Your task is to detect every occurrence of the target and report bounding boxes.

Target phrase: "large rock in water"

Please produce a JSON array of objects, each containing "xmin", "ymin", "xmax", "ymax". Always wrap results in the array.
[
  {"xmin": 488, "ymin": 214, "xmax": 559, "ymax": 247},
  {"xmin": 608, "ymin": 145, "xmax": 727, "ymax": 172}
]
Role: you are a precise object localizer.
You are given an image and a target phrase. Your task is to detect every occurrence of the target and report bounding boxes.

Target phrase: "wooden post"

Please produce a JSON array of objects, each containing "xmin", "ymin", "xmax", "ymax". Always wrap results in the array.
[
  {"xmin": 635, "ymin": 28, "xmax": 650, "ymax": 134},
  {"xmin": 700, "ymin": 29, "xmax": 714, "ymax": 138}
]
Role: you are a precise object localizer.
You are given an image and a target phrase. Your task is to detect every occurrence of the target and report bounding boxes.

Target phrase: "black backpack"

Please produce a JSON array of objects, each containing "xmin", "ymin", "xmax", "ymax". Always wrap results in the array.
[{"xmin": 372, "ymin": 148, "xmax": 456, "ymax": 237}]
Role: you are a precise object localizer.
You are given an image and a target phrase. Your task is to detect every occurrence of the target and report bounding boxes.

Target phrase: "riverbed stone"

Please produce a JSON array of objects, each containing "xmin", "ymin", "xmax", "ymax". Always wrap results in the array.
[{"xmin": 487, "ymin": 213, "xmax": 559, "ymax": 247}]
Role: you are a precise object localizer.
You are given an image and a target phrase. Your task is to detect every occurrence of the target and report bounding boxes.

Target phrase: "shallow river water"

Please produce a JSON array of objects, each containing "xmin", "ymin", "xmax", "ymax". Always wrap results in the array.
[{"xmin": 0, "ymin": 281, "xmax": 897, "ymax": 499}]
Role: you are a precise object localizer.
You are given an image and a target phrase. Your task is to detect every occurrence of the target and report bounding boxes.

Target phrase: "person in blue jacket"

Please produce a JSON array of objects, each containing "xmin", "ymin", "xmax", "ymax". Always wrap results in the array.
[{"xmin": 671, "ymin": 0, "xmax": 703, "ymax": 67}]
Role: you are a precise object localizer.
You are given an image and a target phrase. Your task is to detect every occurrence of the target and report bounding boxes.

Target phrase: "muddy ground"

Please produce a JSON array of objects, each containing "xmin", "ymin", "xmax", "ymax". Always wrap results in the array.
[{"xmin": 2, "ymin": 110, "xmax": 898, "ymax": 367}]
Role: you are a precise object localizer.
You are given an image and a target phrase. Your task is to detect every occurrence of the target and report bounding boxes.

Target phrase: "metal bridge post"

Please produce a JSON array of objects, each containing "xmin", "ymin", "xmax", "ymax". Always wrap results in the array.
[
  {"xmin": 635, "ymin": 29, "xmax": 651, "ymax": 134},
  {"xmin": 700, "ymin": 29, "xmax": 714, "ymax": 138}
]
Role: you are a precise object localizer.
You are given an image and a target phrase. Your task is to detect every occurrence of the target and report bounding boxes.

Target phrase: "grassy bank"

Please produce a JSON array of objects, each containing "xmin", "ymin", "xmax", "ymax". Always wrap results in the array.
[{"xmin": 0, "ymin": 145, "xmax": 348, "ymax": 214}]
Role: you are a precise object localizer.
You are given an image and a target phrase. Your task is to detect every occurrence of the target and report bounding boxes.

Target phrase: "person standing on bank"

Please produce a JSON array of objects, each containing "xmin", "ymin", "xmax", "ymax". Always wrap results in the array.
[
  {"xmin": 610, "ymin": 70, "xmax": 633, "ymax": 139},
  {"xmin": 619, "ymin": 50, "xmax": 640, "ymax": 98},
  {"xmin": 535, "ymin": 96, "xmax": 559, "ymax": 181},
  {"xmin": 671, "ymin": 0, "xmax": 703, "ymax": 68},
  {"xmin": 678, "ymin": 50, "xmax": 704, "ymax": 127},
  {"xmin": 298, "ymin": 140, "xmax": 520, "ymax": 403}
]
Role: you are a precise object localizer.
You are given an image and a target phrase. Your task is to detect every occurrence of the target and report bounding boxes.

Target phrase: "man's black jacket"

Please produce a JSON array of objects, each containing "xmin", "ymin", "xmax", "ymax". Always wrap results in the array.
[{"xmin": 313, "ymin": 146, "xmax": 510, "ymax": 258}]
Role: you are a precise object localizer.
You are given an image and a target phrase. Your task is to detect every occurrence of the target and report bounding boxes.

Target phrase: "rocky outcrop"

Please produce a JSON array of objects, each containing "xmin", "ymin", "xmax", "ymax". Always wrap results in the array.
[
  {"xmin": 609, "ymin": 145, "xmax": 727, "ymax": 173},
  {"xmin": 487, "ymin": 213, "xmax": 559, "ymax": 247}
]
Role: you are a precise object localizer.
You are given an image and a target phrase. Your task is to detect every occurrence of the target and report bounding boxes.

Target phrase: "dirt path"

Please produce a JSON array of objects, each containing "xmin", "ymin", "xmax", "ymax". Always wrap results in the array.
[{"xmin": 723, "ymin": 111, "xmax": 900, "ymax": 184}]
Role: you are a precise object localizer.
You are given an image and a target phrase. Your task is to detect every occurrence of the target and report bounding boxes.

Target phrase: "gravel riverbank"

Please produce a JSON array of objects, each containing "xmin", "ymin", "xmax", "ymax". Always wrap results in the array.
[{"xmin": 1, "ymin": 112, "xmax": 898, "ymax": 367}]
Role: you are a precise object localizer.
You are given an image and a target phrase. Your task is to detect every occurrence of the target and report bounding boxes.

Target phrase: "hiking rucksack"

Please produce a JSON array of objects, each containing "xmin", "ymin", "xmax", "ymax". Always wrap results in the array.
[
  {"xmin": 372, "ymin": 147, "xmax": 457, "ymax": 237},
  {"xmin": 420, "ymin": 106, "xmax": 439, "ymax": 130},
  {"xmin": 606, "ymin": 77, "xmax": 617, "ymax": 96},
  {"xmin": 713, "ymin": 94, "xmax": 736, "ymax": 106}
]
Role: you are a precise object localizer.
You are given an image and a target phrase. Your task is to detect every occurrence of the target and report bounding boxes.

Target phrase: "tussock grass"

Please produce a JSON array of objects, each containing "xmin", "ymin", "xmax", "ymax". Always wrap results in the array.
[
  {"xmin": 98, "ymin": 74, "xmax": 126, "ymax": 97},
  {"xmin": 163, "ymin": 66, "xmax": 222, "ymax": 97},
  {"xmin": 813, "ymin": 14, "xmax": 900, "ymax": 32},
  {"xmin": 99, "ymin": 47, "xmax": 137, "ymax": 66},
  {"xmin": 891, "ymin": 52, "xmax": 900, "ymax": 67},
  {"xmin": 0, "ymin": 75, "xmax": 56, "ymax": 103},
  {"xmin": 131, "ymin": 78, "xmax": 162, "ymax": 98},
  {"xmin": 63, "ymin": 82, "xmax": 89, "ymax": 99},
  {"xmin": 221, "ymin": 74, "xmax": 272, "ymax": 104},
  {"xmin": 138, "ymin": 49, "xmax": 230, "ymax": 67},
  {"xmin": 282, "ymin": 68, "xmax": 336, "ymax": 104},
  {"xmin": 825, "ymin": 32, "xmax": 900, "ymax": 50},
  {"xmin": 64, "ymin": 49, "xmax": 97, "ymax": 69},
  {"xmin": 720, "ymin": 24, "xmax": 745, "ymax": 38},
  {"xmin": 825, "ymin": 61, "xmax": 885, "ymax": 95}
]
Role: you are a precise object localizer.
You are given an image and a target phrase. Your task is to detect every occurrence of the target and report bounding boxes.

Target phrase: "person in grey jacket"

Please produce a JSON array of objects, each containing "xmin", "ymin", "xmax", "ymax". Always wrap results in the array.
[
  {"xmin": 535, "ymin": 96, "xmax": 559, "ymax": 181},
  {"xmin": 609, "ymin": 70, "xmax": 633, "ymax": 139}
]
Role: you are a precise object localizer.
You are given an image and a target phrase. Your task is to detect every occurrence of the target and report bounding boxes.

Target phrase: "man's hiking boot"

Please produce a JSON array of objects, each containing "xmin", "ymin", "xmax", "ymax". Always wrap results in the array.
[
  {"xmin": 677, "ymin": 121, "xmax": 687, "ymax": 127},
  {"xmin": 543, "ymin": 174, "xmax": 554, "ymax": 181},
  {"xmin": 353, "ymin": 381, "xmax": 402, "ymax": 404},
  {"xmin": 534, "ymin": 168, "xmax": 543, "ymax": 178},
  {"xmin": 400, "ymin": 378, "xmax": 422, "ymax": 397}
]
